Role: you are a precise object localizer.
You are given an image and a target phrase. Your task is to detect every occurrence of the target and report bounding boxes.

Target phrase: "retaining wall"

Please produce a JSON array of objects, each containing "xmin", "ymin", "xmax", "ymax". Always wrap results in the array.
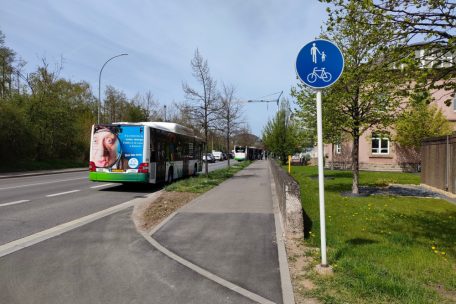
[{"xmin": 269, "ymin": 160, "xmax": 304, "ymax": 238}]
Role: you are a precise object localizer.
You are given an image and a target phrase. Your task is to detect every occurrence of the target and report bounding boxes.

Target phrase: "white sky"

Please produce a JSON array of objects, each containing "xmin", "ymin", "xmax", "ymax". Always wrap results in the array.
[{"xmin": 1, "ymin": 0, "xmax": 328, "ymax": 136}]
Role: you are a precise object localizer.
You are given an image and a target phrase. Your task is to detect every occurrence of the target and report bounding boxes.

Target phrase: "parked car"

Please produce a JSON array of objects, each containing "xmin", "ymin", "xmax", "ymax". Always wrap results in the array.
[
  {"xmin": 212, "ymin": 150, "xmax": 223, "ymax": 161},
  {"xmin": 222, "ymin": 152, "xmax": 227, "ymax": 160},
  {"xmin": 203, "ymin": 153, "xmax": 215, "ymax": 163},
  {"xmin": 290, "ymin": 153, "xmax": 303, "ymax": 166}
]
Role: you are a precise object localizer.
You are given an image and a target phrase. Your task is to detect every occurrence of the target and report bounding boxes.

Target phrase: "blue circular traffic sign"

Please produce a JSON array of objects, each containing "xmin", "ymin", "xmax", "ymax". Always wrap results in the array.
[{"xmin": 296, "ymin": 39, "xmax": 344, "ymax": 89}]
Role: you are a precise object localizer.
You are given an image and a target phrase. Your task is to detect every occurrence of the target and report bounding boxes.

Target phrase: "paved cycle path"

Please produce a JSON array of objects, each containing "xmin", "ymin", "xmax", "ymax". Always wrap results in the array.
[{"xmin": 151, "ymin": 160, "xmax": 285, "ymax": 304}]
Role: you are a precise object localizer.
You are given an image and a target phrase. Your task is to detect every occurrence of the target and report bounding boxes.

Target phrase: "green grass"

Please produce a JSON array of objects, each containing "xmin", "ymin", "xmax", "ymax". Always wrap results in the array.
[
  {"xmin": 165, "ymin": 161, "xmax": 252, "ymax": 193},
  {"xmin": 0, "ymin": 159, "xmax": 87, "ymax": 173},
  {"xmin": 290, "ymin": 166, "xmax": 456, "ymax": 304}
]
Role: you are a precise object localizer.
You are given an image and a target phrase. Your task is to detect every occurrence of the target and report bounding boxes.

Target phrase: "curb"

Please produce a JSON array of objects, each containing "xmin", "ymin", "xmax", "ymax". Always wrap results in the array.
[
  {"xmin": 268, "ymin": 163, "xmax": 296, "ymax": 304},
  {"xmin": 0, "ymin": 168, "xmax": 87, "ymax": 180}
]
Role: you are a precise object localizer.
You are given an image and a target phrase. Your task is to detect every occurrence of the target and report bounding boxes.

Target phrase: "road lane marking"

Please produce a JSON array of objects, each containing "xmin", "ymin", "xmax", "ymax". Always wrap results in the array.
[
  {"xmin": 46, "ymin": 190, "xmax": 80, "ymax": 197},
  {"xmin": 142, "ymin": 233, "xmax": 276, "ymax": 304},
  {"xmin": 0, "ymin": 177, "xmax": 87, "ymax": 191},
  {"xmin": 0, "ymin": 200, "xmax": 30, "ymax": 207},
  {"xmin": 90, "ymin": 183, "xmax": 114, "ymax": 189},
  {"xmin": 0, "ymin": 191, "xmax": 163, "ymax": 258}
]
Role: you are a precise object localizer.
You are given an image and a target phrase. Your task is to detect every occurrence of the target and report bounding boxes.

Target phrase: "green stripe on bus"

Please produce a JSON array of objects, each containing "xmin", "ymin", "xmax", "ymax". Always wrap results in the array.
[{"xmin": 89, "ymin": 172, "xmax": 149, "ymax": 183}]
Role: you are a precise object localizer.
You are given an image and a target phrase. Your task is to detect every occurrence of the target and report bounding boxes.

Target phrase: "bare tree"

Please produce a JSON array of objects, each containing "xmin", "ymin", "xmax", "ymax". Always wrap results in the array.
[
  {"xmin": 182, "ymin": 49, "xmax": 219, "ymax": 176},
  {"xmin": 217, "ymin": 84, "xmax": 243, "ymax": 167},
  {"xmin": 132, "ymin": 90, "xmax": 162, "ymax": 121}
]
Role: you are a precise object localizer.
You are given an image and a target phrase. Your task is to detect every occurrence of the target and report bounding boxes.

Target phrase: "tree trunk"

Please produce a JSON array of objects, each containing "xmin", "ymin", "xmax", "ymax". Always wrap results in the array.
[
  {"xmin": 205, "ymin": 127, "xmax": 208, "ymax": 176},
  {"xmin": 352, "ymin": 133, "xmax": 360, "ymax": 194},
  {"xmin": 226, "ymin": 134, "xmax": 230, "ymax": 167}
]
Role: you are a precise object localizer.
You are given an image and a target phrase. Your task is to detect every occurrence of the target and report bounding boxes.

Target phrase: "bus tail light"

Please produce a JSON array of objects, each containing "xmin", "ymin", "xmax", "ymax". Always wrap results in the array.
[
  {"xmin": 138, "ymin": 163, "xmax": 149, "ymax": 173},
  {"xmin": 89, "ymin": 161, "xmax": 96, "ymax": 172}
]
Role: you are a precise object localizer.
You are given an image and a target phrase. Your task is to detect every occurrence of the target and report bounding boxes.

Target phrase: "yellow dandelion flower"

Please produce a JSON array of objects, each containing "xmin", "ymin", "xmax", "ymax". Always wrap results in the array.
[
  {"xmin": 434, "ymin": 250, "xmax": 439, "ymax": 253},
  {"xmin": 432, "ymin": 246, "xmax": 436, "ymax": 250},
  {"xmin": 441, "ymin": 252, "xmax": 446, "ymax": 255}
]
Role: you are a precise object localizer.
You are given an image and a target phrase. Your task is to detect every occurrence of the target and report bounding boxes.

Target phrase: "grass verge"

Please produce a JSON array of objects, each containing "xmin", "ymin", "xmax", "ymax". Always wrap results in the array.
[
  {"xmin": 0, "ymin": 159, "xmax": 86, "ymax": 173},
  {"xmin": 165, "ymin": 160, "xmax": 252, "ymax": 193},
  {"xmin": 290, "ymin": 166, "xmax": 456, "ymax": 304},
  {"xmin": 138, "ymin": 161, "xmax": 252, "ymax": 231}
]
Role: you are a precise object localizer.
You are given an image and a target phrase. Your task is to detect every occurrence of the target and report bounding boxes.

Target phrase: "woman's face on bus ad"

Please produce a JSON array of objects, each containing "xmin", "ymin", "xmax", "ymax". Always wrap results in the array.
[{"xmin": 91, "ymin": 129, "xmax": 119, "ymax": 168}]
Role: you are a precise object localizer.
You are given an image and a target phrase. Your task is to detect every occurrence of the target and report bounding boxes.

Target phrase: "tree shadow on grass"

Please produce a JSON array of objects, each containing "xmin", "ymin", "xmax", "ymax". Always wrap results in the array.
[
  {"xmin": 325, "ymin": 183, "xmax": 353, "ymax": 193},
  {"xmin": 377, "ymin": 209, "xmax": 456, "ymax": 256},
  {"xmin": 346, "ymin": 238, "xmax": 379, "ymax": 245},
  {"xmin": 309, "ymin": 171, "xmax": 353, "ymax": 179}
]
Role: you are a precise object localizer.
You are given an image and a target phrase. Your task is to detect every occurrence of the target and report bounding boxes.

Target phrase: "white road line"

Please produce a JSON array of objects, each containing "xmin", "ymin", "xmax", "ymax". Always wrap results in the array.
[
  {"xmin": 0, "ymin": 200, "xmax": 30, "ymax": 207},
  {"xmin": 46, "ymin": 190, "xmax": 80, "ymax": 197},
  {"xmin": 0, "ymin": 177, "xmax": 87, "ymax": 191},
  {"xmin": 0, "ymin": 191, "xmax": 163, "ymax": 258},
  {"xmin": 90, "ymin": 183, "xmax": 114, "ymax": 189}
]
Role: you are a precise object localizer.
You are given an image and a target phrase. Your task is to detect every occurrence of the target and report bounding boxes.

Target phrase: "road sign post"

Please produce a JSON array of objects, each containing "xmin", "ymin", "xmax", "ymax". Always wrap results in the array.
[{"xmin": 296, "ymin": 39, "xmax": 344, "ymax": 267}]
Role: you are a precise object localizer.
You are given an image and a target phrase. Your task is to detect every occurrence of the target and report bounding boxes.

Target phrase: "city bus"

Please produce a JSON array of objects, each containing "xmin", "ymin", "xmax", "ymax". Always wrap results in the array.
[
  {"xmin": 234, "ymin": 145, "xmax": 247, "ymax": 161},
  {"xmin": 89, "ymin": 122, "xmax": 204, "ymax": 184}
]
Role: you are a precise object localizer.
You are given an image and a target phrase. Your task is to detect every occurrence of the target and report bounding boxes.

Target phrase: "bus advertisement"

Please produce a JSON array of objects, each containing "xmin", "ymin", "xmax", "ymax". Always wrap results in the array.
[{"xmin": 89, "ymin": 122, "xmax": 204, "ymax": 184}]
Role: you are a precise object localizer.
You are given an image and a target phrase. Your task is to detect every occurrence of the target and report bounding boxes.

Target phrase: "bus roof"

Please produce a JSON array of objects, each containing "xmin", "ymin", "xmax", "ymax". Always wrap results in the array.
[{"xmin": 112, "ymin": 121, "xmax": 202, "ymax": 140}]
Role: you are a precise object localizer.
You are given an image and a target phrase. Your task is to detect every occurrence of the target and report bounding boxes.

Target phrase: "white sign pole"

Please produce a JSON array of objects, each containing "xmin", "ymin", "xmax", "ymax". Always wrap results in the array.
[{"xmin": 316, "ymin": 90, "xmax": 327, "ymax": 266}]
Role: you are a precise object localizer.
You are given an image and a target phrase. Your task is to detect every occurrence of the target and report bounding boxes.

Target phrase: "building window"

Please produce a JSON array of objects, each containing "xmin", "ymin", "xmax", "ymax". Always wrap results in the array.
[
  {"xmin": 453, "ymin": 95, "xmax": 456, "ymax": 112},
  {"xmin": 372, "ymin": 134, "xmax": 389, "ymax": 154},
  {"xmin": 335, "ymin": 144, "xmax": 341, "ymax": 154}
]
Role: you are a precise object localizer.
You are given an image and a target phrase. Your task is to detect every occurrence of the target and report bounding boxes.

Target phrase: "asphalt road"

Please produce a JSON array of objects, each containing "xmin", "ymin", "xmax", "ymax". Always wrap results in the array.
[
  {"xmin": 0, "ymin": 208, "xmax": 257, "ymax": 304},
  {"xmin": 0, "ymin": 160, "xmax": 229, "ymax": 246}
]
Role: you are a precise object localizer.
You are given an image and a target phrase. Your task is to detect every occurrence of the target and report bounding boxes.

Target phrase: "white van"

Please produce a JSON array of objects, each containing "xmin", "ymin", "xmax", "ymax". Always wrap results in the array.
[{"xmin": 212, "ymin": 150, "xmax": 223, "ymax": 161}]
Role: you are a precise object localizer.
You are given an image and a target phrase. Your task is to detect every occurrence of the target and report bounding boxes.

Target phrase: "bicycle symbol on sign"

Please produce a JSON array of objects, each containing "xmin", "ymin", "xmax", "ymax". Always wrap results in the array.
[{"xmin": 307, "ymin": 67, "xmax": 332, "ymax": 83}]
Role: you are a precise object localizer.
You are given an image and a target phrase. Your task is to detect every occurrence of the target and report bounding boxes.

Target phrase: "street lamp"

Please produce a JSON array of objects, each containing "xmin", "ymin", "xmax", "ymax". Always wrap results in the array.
[{"xmin": 98, "ymin": 53, "xmax": 128, "ymax": 124}]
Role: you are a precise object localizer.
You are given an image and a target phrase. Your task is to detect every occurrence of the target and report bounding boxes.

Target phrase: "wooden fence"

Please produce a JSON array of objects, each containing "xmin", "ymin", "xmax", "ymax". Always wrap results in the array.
[{"xmin": 421, "ymin": 134, "xmax": 456, "ymax": 194}]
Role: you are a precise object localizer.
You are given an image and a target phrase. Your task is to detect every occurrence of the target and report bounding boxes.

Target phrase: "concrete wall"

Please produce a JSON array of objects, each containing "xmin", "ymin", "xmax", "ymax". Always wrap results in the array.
[{"xmin": 269, "ymin": 160, "xmax": 304, "ymax": 238}]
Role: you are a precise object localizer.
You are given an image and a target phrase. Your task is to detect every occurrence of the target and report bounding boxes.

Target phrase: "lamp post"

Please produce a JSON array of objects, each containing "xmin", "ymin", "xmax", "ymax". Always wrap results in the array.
[{"xmin": 98, "ymin": 53, "xmax": 128, "ymax": 124}]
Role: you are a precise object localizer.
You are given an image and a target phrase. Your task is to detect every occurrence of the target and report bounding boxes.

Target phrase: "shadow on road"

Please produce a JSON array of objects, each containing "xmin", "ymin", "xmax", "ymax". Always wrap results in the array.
[{"xmin": 99, "ymin": 183, "xmax": 163, "ymax": 194}]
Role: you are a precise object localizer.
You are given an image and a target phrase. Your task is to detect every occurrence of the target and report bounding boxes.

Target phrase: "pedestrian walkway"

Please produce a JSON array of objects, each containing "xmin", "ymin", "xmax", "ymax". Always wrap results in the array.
[{"xmin": 147, "ymin": 160, "xmax": 292, "ymax": 304}]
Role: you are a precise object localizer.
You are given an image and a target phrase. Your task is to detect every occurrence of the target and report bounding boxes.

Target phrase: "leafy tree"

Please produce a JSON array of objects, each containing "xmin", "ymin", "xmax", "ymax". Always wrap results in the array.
[
  {"xmin": 182, "ymin": 49, "xmax": 220, "ymax": 176},
  {"xmin": 0, "ymin": 96, "xmax": 35, "ymax": 160},
  {"xmin": 292, "ymin": 85, "xmax": 346, "ymax": 169},
  {"xmin": 0, "ymin": 30, "xmax": 16, "ymax": 98},
  {"xmin": 262, "ymin": 100, "xmax": 300, "ymax": 164},
  {"xmin": 394, "ymin": 92, "xmax": 453, "ymax": 149},
  {"xmin": 324, "ymin": 0, "xmax": 456, "ymax": 103},
  {"xmin": 295, "ymin": 1, "xmax": 414, "ymax": 194}
]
